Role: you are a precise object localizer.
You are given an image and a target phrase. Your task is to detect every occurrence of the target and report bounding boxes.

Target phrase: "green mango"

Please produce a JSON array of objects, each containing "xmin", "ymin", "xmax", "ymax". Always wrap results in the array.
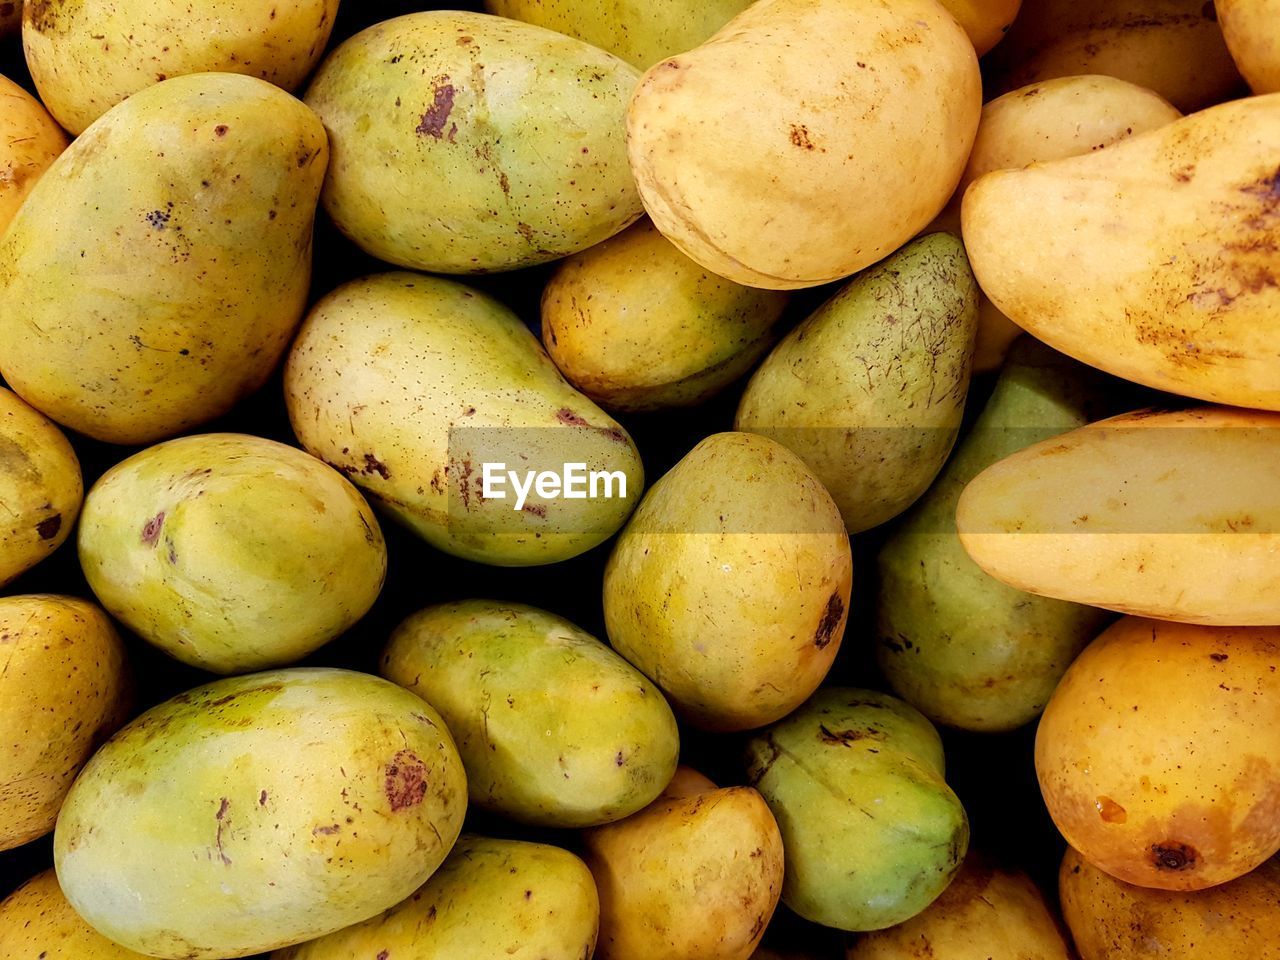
[
  {"xmin": 78, "ymin": 433, "xmax": 387, "ymax": 675},
  {"xmin": 273, "ymin": 835, "xmax": 599, "ymax": 960},
  {"xmin": 735, "ymin": 233, "xmax": 978, "ymax": 534},
  {"xmin": 305, "ymin": 11, "xmax": 642, "ymax": 273},
  {"xmin": 381, "ymin": 600, "xmax": 678, "ymax": 827},
  {"xmin": 54, "ymin": 668, "xmax": 468, "ymax": 959},
  {"xmin": 603, "ymin": 432, "xmax": 852, "ymax": 732},
  {"xmin": 284, "ymin": 272, "xmax": 644, "ymax": 566},
  {"xmin": 875, "ymin": 338, "xmax": 1112, "ymax": 732},
  {"xmin": 745, "ymin": 689, "xmax": 969, "ymax": 932}
]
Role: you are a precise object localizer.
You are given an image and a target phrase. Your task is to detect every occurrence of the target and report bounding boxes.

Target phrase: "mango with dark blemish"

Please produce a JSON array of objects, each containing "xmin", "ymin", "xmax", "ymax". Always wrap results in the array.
[
  {"xmin": 745, "ymin": 689, "xmax": 969, "ymax": 932},
  {"xmin": 736, "ymin": 234, "xmax": 978, "ymax": 534},
  {"xmin": 381, "ymin": 600, "xmax": 678, "ymax": 827},
  {"xmin": 0, "ymin": 73, "xmax": 67, "ymax": 235},
  {"xmin": 1219, "ymin": 0, "xmax": 1280, "ymax": 94},
  {"xmin": 78, "ymin": 433, "xmax": 386, "ymax": 674},
  {"xmin": 54, "ymin": 667, "xmax": 467, "ymax": 958},
  {"xmin": 0, "ymin": 869, "xmax": 149, "ymax": 958},
  {"xmin": 1036, "ymin": 618, "xmax": 1280, "ymax": 891}
]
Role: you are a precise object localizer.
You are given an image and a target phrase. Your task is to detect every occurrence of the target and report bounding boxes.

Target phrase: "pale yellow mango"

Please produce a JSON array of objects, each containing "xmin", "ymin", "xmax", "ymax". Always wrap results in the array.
[
  {"xmin": 0, "ymin": 870, "xmax": 149, "ymax": 958},
  {"xmin": 0, "ymin": 73, "xmax": 68, "ymax": 235},
  {"xmin": 1218, "ymin": 0, "xmax": 1280, "ymax": 93}
]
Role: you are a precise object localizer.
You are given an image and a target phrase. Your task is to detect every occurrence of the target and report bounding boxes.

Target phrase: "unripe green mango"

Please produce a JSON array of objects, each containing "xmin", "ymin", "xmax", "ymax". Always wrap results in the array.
[
  {"xmin": 305, "ymin": 11, "xmax": 642, "ymax": 273},
  {"xmin": 0, "ymin": 869, "xmax": 149, "ymax": 959},
  {"xmin": 285, "ymin": 272, "xmax": 644, "ymax": 566},
  {"xmin": 745, "ymin": 689, "xmax": 969, "ymax": 932},
  {"xmin": 274, "ymin": 835, "xmax": 599, "ymax": 960},
  {"xmin": 736, "ymin": 233, "xmax": 978, "ymax": 534},
  {"xmin": 876, "ymin": 338, "xmax": 1112, "ymax": 732},
  {"xmin": 0, "ymin": 73, "xmax": 327, "ymax": 444},
  {"xmin": 54, "ymin": 668, "xmax": 468, "ymax": 959},
  {"xmin": 381, "ymin": 599, "xmax": 678, "ymax": 827},
  {"xmin": 78, "ymin": 433, "xmax": 387, "ymax": 675}
]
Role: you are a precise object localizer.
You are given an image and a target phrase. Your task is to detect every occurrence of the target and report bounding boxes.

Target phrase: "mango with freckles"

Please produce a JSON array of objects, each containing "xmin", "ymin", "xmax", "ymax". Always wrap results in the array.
[
  {"xmin": 0, "ymin": 74, "xmax": 68, "ymax": 235},
  {"xmin": 0, "ymin": 870, "xmax": 149, "ymax": 959}
]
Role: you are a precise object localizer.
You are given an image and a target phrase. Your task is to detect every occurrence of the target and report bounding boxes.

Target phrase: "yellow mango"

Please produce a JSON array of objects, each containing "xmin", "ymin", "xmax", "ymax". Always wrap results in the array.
[
  {"xmin": 0, "ymin": 73, "xmax": 68, "ymax": 235},
  {"xmin": 939, "ymin": 0, "xmax": 1023, "ymax": 55},
  {"xmin": 1218, "ymin": 0, "xmax": 1280, "ymax": 93},
  {"xmin": 0, "ymin": 869, "xmax": 148, "ymax": 958}
]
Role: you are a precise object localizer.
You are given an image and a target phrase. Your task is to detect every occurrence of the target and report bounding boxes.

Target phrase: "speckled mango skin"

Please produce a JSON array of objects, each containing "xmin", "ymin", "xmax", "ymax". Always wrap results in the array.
[
  {"xmin": 1036, "ymin": 619, "xmax": 1280, "ymax": 891},
  {"xmin": 603, "ymin": 432, "xmax": 851, "ymax": 732},
  {"xmin": 736, "ymin": 234, "xmax": 977, "ymax": 534},
  {"xmin": 78, "ymin": 433, "xmax": 386, "ymax": 675},
  {"xmin": 1219, "ymin": 0, "xmax": 1280, "ymax": 94},
  {"xmin": 0, "ymin": 73, "xmax": 68, "ymax": 235},
  {"xmin": 285, "ymin": 273, "xmax": 644, "ymax": 566},
  {"xmin": 382, "ymin": 600, "xmax": 678, "ymax": 827},
  {"xmin": 0, "ymin": 869, "xmax": 148, "ymax": 958},
  {"xmin": 54, "ymin": 668, "xmax": 468, "ymax": 959},
  {"xmin": 23, "ymin": 0, "xmax": 340, "ymax": 135},
  {"xmin": 305, "ymin": 11, "xmax": 642, "ymax": 274},
  {"xmin": 0, "ymin": 72, "xmax": 327, "ymax": 445},
  {"xmin": 745, "ymin": 689, "xmax": 969, "ymax": 932},
  {"xmin": 274, "ymin": 835, "xmax": 599, "ymax": 960},
  {"xmin": 0, "ymin": 595, "xmax": 130, "ymax": 852}
]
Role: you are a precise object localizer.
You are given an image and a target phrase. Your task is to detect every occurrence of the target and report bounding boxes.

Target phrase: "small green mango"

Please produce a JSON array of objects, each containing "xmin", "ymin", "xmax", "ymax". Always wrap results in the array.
[
  {"xmin": 381, "ymin": 600, "xmax": 678, "ymax": 827},
  {"xmin": 54, "ymin": 668, "xmax": 468, "ymax": 959},
  {"xmin": 876, "ymin": 338, "xmax": 1112, "ymax": 732},
  {"xmin": 735, "ymin": 233, "xmax": 978, "ymax": 533},
  {"xmin": 745, "ymin": 689, "xmax": 969, "ymax": 932}
]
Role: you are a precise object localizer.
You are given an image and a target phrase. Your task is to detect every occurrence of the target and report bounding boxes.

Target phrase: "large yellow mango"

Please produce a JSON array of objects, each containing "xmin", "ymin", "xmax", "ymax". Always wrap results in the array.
[
  {"xmin": 1218, "ymin": 0, "xmax": 1280, "ymax": 93},
  {"xmin": 0, "ymin": 73, "xmax": 67, "ymax": 235}
]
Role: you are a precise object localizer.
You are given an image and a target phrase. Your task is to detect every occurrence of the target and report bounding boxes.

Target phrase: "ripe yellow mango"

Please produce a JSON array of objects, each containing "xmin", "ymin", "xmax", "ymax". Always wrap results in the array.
[
  {"xmin": 0, "ymin": 870, "xmax": 148, "ymax": 959},
  {"xmin": 939, "ymin": 0, "xmax": 1022, "ymax": 55},
  {"xmin": 1219, "ymin": 0, "xmax": 1280, "ymax": 93},
  {"xmin": 0, "ymin": 74, "xmax": 67, "ymax": 235}
]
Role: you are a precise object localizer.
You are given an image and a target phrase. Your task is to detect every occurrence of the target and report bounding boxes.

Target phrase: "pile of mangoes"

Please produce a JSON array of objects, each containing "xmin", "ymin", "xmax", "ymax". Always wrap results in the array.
[{"xmin": 1, "ymin": 0, "xmax": 1278, "ymax": 958}]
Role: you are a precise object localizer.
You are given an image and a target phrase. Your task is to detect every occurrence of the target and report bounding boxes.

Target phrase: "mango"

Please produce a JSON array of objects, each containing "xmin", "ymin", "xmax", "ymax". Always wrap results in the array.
[
  {"xmin": 940, "ymin": 0, "xmax": 1022, "ymax": 55},
  {"xmin": 285, "ymin": 272, "xmax": 643, "ymax": 566},
  {"xmin": 0, "ymin": 73, "xmax": 68, "ymax": 235},
  {"xmin": 1219, "ymin": 0, "xmax": 1280, "ymax": 93},
  {"xmin": 746, "ymin": 689, "xmax": 969, "ymax": 931},
  {"xmin": 583, "ymin": 767, "xmax": 785, "ymax": 960},
  {"xmin": 23, "ymin": 0, "xmax": 340, "ymax": 135},
  {"xmin": 0, "ymin": 869, "xmax": 148, "ymax": 959},
  {"xmin": 736, "ymin": 234, "xmax": 977, "ymax": 534},
  {"xmin": 305, "ymin": 11, "xmax": 641, "ymax": 273},
  {"xmin": 1037, "ymin": 618, "xmax": 1280, "ymax": 890},
  {"xmin": 626, "ymin": 0, "xmax": 980, "ymax": 289},
  {"xmin": 876, "ymin": 338, "xmax": 1112, "ymax": 732},
  {"xmin": 381, "ymin": 600, "xmax": 679, "ymax": 827},
  {"xmin": 0, "ymin": 595, "xmax": 130, "ymax": 851},
  {"xmin": 1060, "ymin": 847, "xmax": 1280, "ymax": 958},
  {"xmin": 55, "ymin": 668, "xmax": 467, "ymax": 958},
  {"xmin": 957, "ymin": 406, "xmax": 1280, "ymax": 625},
  {"xmin": 274, "ymin": 835, "xmax": 599, "ymax": 960},
  {"xmin": 0, "ymin": 72, "xmax": 327, "ymax": 444},
  {"xmin": 79, "ymin": 433, "xmax": 386, "ymax": 674},
  {"xmin": 543, "ymin": 220, "xmax": 787, "ymax": 411},
  {"xmin": 603, "ymin": 432, "xmax": 851, "ymax": 731}
]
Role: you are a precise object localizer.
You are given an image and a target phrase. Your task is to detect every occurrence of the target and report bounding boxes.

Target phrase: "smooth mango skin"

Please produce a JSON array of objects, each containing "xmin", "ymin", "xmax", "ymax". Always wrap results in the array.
[
  {"xmin": 0, "ymin": 388, "xmax": 82, "ymax": 588},
  {"xmin": 1060, "ymin": 847, "xmax": 1280, "ymax": 959},
  {"xmin": 285, "ymin": 273, "xmax": 643, "ymax": 566},
  {"xmin": 939, "ymin": 0, "xmax": 1022, "ymax": 55},
  {"xmin": 603, "ymin": 432, "xmax": 851, "ymax": 731},
  {"xmin": 846, "ymin": 855, "xmax": 1071, "ymax": 959},
  {"xmin": 54, "ymin": 668, "xmax": 468, "ymax": 959},
  {"xmin": 0, "ymin": 869, "xmax": 149, "ymax": 959},
  {"xmin": 23, "ymin": 0, "xmax": 340, "ymax": 135},
  {"xmin": 78, "ymin": 434, "xmax": 386, "ymax": 675},
  {"xmin": 0, "ymin": 72, "xmax": 327, "ymax": 445},
  {"xmin": 0, "ymin": 74, "xmax": 68, "ymax": 235},
  {"xmin": 305, "ymin": 12, "xmax": 641, "ymax": 274},
  {"xmin": 957, "ymin": 406, "xmax": 1280, "ymax": 626},
  {"xmin": 876, "ymin": 339, "xmax": 1112, "ymax": 732},
  {"xmin": 274, "ymin": 836, "xmax": 600, "ymax": 960},
  {"xmin": 1036, "ymin": 619, "xmax": 1280, "ymax": 891},
  {"xmin": 736, "ymin": 234, "xmax": 977, "ymax": 534},
  {"xmin": 1219, "ymin": 0, "xmax": 1280, "ymax": 93},
  {"xmin": 746, "ymin": 689, "xmax": 969, "ymax": 932},
  {"xmin": 0, "ymin": 596, "xmax": 130, "ymax": 851},
  {"xmin": 543, "ymin": 220, "xmax": 787, "ymax": 412},
  {"xmin": 626, "ymin": 0, "xmax": 980, "ymax": 290},
  {"xmin": 381, "ymin": 600, "xmax": 679, "ymax": 827}
]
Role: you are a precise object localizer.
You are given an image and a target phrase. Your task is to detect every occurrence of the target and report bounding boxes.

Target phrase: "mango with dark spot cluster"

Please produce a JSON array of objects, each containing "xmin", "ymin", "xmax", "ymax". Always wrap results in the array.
[
  {"xmin": 0, "ymin": 869, "xmax": 149, "ymax": 958},
  {"xmin": 0, "ymin": 73, "xmax": 67, "ymax": 235}
]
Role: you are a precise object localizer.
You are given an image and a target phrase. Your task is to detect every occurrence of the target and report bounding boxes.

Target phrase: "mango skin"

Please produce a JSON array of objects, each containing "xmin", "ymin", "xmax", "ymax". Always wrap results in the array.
[
  {"xmin": 381, "ymin": 600, "xmax": 679, "ymax": 827},
  {"xmin": 23, "ymin": 0, "xmax": 340, "ymax": 135},
  {"xmin": 939, "ymin": 0, "xmax": 1022, "ymax": 55},
  {"xmin": 1060, "ymin": 847, "xmax": 1280, "ymax": 959},
  {"xmin": 78, "ymin": 433, "xmax": 386, "ymax": 675},
  {"xmin": 746, "ymin": 689, "xmax": 969, "ymax": 932},
  {"xmin": 1036, "ymin": 619, "xmax": 1280, "ymax": 891},
  {"xmin": 0, "ymin": 72, "xmax": 327, "ymax": 445},
  {"xmin": 0, "ymin": 869, "xmax": 149, "ymax": 959},
  {"xmin": 604, "ymin": 432, "xmax": 852, "ymax": 731},
  {"xmin": 736, "ymin": 234, "xmax": 977, "ymax": 534},
  {"xmin": 0, "ymin": 73, "xmax": 68, "ymax": 235},
  {"xmin": 1219, "ymin": 0, "xmax": 1280, "ymax": 93},
  {"xmin": 0, "ymin": 596, "xmax": 130, "ymax": 852},
  {"xmin": 274, "ymin": 836, "xmax": 599, "ymax": 960},
  {"xmin": 285, "ymin": 272, "xmax": 644, "ymax": 566},
  {"xmin": 305, "ymin": 11, "xmax": 642, "ymax": 274},
  {"xmin": 957, "ymin": 406, "xmax": 1280, "ymax": 626},
  {"xmin": 543, "ymin": 220, "xmax": 787, "ymax": 411},
  {"xmin": 54, "ymin": 668, "xmax": 468, "ymax": 959}
]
